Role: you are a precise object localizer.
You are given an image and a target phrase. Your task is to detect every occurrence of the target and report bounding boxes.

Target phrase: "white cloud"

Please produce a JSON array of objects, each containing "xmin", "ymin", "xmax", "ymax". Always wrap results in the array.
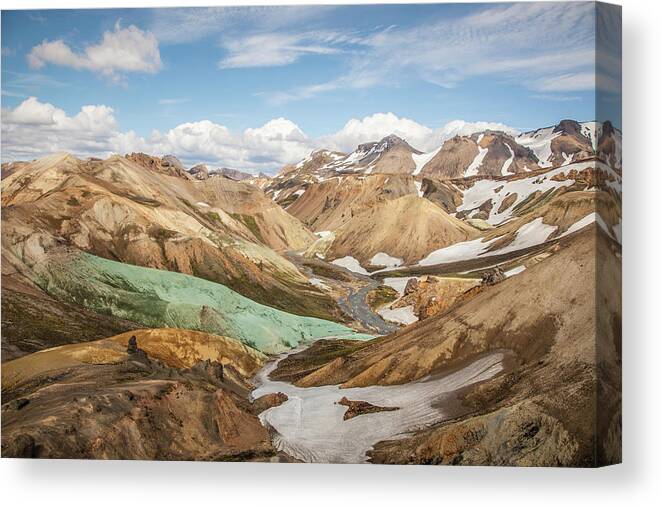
[
  {"xmin": 264, "ymin": 2, "xmax": 600, "ymax": 102},
  {"xmin": 1, "ymin": 97, "xmax": 119, "ymax": 160},
  {"xmin": 219, "ymin": 32, "xmax": 341, "ymax": 69},
  {"xmin": 533, "ymin": 72, "xmax": 596, "ymax": 93},
  {"xmin": 27, "ymin": 22, "xmax": 161, "ymax": 79},
  {"xmin": 149, "ymin": 6, "xmax": 335, "ymax": 45},
  {"xmin": 2, "ymin": 96, "xmax": 60, "ymax": 125},
  {"xmin": 321, "ymin": 114, "xmax": 518, "ymax": 153},
  {"xmin": 321, "ymin": 113, "xmax": 433, "ymax": 152},
  {"xmin": 1, "ymin": 97, "xmax": 311, "ymax": 171},
  {"xmin": 2, "ymin": 98, "xmax": 519, "ymax": 172},
  {"xmin": 158, "ymin": 98, "xmax": 190, "ymax": 105}
]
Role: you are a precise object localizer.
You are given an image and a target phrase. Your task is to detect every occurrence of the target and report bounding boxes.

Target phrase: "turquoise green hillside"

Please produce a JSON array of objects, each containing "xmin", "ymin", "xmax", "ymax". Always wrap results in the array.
[{"xmin": 35, "ymin": 252, "xmax": 372, "ymax": 353}]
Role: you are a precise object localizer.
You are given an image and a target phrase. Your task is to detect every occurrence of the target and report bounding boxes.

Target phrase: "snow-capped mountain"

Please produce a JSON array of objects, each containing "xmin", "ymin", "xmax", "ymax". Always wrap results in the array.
[{"xmin": 265, "ymin": 119, "xmax": 621, "ymax": 208}]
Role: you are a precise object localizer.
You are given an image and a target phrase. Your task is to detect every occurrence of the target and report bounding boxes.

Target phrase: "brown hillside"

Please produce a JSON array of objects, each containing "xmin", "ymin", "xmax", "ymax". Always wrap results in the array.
[{"xmin": 327, "ymin": 195, "xmax": 479, "ymax": 265}]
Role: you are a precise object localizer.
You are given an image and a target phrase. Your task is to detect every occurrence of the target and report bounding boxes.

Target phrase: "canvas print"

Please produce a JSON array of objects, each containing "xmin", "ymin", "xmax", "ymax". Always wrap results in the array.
[{"xmin": 0, "ymin": 2, "xmax": 621, "ymax": 466}]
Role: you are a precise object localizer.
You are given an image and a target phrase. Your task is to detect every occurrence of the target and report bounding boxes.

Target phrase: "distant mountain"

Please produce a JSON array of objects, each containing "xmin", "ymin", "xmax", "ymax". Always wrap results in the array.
[
  {"xmin": 416, "ymin": 131, "xmax": 541, "ymax": 179},
  {"xmin": 213, "ymin": 167, "xmax": 255, "ymax": 181},
  {"xmin": 266, "ymin": 120, "xmax": 621, "ymax": 200}
]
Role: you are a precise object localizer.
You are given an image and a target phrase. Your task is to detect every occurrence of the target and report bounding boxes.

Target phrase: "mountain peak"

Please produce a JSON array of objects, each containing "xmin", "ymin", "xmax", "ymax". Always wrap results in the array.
[{"xmin": 357, "ymin": 133, "xmax": 418, "ymax": 156}]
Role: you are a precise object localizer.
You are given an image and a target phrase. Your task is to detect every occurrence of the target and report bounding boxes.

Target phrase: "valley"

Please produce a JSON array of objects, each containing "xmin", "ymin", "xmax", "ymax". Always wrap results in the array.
[{"xmin": 1, "ymin": 118, "xmax": 621, "ymax": 466}]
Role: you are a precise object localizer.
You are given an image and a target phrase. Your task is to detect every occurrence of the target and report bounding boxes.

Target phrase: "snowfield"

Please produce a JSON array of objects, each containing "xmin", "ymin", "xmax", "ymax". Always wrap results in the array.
[
  {"xmin": 253, "ymin": 350, "xmax": 505, "ymax": 464},
  {"xmin": 415, "ymin": 218, "xmax": 553, "ymax": 267},
  {"xmin": 457, "ymin": 161, "xmax": 598, "ymax": 225}
]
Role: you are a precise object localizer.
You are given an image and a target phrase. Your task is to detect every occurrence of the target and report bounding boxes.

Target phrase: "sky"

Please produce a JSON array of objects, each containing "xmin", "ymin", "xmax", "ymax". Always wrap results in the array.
[{"xmin": 0, "ymin": 2, "xmax": 621, "ymax": 173}]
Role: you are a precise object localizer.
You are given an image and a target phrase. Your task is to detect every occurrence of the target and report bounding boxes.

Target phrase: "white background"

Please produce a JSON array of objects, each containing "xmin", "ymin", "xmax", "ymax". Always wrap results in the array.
[{"xmin": 1, "ymin": 0, "xmax": 659, "ymax": 505}]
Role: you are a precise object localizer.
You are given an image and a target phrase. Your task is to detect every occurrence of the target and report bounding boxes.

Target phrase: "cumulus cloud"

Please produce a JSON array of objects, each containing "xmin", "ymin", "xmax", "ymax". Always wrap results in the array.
[
  {"xmin": 145, "ymin": 117, "xmax": 311, "ymax": 169},
  {"xmin": 1, "ymin": 97, "xmax": 119, "ymax": 160},
  {"xmin": 321, "ymin": 113, "xmax": 433, "ymax": 153},
  {"xmin": 1, "ymin": 98, "xmax": 517, "ymax": 172},
  {"xmin": 27, "ymin": 22, "xmax": 161, "ymax": 79},
  {"xmin": 1, "ymin": 97, "xmax": 311, "ymax": 171},
  {"xmin": 322, "ymin": 114, "xmax": 518, "ymax": 153}
]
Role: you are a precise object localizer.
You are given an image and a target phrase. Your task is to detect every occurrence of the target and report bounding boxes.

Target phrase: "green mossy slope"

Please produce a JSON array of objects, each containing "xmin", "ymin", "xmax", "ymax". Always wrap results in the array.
[{"xmin": 35, "ymin": 252, "xmax": 371, "ymax": 353}]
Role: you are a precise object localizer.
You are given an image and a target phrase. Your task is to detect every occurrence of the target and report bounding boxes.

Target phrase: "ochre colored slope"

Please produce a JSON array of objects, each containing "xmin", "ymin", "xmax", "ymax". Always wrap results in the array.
[{"xmin": 328, "ymin": 195, "xmax": 479, "ymax": 265}]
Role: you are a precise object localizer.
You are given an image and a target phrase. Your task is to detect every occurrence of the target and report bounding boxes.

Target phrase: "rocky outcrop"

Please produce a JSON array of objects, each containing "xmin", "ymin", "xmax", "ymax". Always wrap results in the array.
[
  {"xmin": 390, "ymin": 275, "xmax": 480, "ymax": 321},
  {"xmin": 404, "ymin": 278, "xmax": 419, "ymax": 295},
  {"xmin": 126, "ymin": 335, "xmax": 150, "ymax": 364},
  {"xmin": 216, "ymin": 168, "xmax": 253, "ymax": 181},
  {"xmin": 125, "ymin": 153, "xmax": 190, "ymax": 179},
  {"xmin": 481, "ymin": 267, "xmax": 506, "ymax": 286},
  {"xmin": 189, "ymin": 164, "xmax": 209, "ymax": 180},
  {"xmin": 337, "ymin": 397, "xmax": 398, "ymax": 420},
  {"xmin": 252, "ymin": 392, "xmax": 288, "ymax": 414}
]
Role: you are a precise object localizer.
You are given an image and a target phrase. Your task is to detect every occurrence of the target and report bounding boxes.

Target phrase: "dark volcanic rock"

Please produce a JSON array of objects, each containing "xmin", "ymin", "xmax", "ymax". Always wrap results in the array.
[
  {"xmin": 127, "ymin": 335, "xmax": 150, "ymax": 365},
  {"xmin": 481, "ymin": 267, "xmax": 506, "ymax": 286}
]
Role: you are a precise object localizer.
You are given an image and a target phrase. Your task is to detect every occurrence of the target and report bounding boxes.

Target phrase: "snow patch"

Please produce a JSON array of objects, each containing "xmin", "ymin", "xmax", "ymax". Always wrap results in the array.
[
  {"xmin": 465, "ymin": 146, "xmax": 488, "ymax": 177},
  {"xmin": 504, "ymin": 265, "xmax": 526, "ymax": 277},
  {"xmin": 370, "ymin": 252, "xmax": 403, "ymax": 268},
  {"xmin": 560, "ymin": 212, "xmax": 618, "ymax": 242},
  {"xmin": 501, "ymin": 144, "xmax": 515, "ymax": 175},
  {"xmin": 378, "ymin": 305, "xmax": 418, "ymax": 326},
  {"xmin": 490, "ymin": 218, "xmax": 557, "ymax": 256},
  {"xmin": 418, "ymin": 237, "xmax": 499, "ymax": 266},
  {"xmin": 458, "ymin": 161, "xmax": 594, "ymax": 225},
  {"xmin": 383, "ymin": 277, "xmax": 416, "ymax": 296},
  {"xmin": 516, "ymin": 126, "xmax": 560, "ymax": 168},
  {"xmin": 309, "ymin": 277, "xmax": 329, "ymax": 290},
  {"xmin": 412, "ymin": 144, "xmax": 444, "ymax": 176},
  {"xmin": 331, "ymin": 256, "xmax": 368, "ymax": 275}
]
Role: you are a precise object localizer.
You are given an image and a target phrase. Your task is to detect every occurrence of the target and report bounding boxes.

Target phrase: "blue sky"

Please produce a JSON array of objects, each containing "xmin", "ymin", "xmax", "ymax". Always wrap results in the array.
[{"xmin": 1, "ymin": 3, "xmax": 621, "ymax": 171}]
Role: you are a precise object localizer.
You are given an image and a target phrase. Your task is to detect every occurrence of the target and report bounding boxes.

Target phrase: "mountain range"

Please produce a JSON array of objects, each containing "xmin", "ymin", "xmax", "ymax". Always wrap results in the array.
[{"xmin": 1, "ymin": 118, "xmax": 621, "ymax": 466}]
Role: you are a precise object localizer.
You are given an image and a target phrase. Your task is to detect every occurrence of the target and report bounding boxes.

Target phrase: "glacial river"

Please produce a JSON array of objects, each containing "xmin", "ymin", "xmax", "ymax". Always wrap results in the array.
[{"xmin": 251, "ymin": 347, "xmax": 505, "ymax": 463}]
